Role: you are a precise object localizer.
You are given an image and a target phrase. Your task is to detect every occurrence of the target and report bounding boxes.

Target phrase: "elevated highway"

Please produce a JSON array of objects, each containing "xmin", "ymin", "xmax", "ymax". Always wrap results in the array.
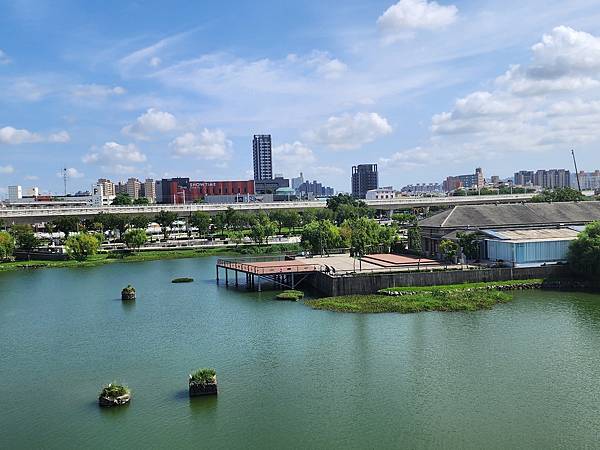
[{"xmin": 0, "ymin": 194, "xmax": 535, "ymax": 224}]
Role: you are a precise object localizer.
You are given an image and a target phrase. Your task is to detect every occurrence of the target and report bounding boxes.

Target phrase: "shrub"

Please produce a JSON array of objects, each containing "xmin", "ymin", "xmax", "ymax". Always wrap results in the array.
[
  {"xmin": 100, "ymin": 383, "xmax": 129, "ymax": 398},
  {"xmin": 190, "ymin": 368, "xmax": 216, "ymax": 385}
]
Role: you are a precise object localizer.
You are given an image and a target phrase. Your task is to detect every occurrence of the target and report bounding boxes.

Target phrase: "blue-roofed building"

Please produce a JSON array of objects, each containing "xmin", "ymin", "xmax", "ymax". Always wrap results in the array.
[{"xmin": 482, "ymin": 228, "xmax": 580, "ymax": 266}]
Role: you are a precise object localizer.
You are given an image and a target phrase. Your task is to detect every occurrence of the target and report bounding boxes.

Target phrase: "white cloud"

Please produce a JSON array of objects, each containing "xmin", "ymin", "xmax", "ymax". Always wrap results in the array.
[
  {"xmin": 0, "ymin": 164, "xmax": 14, "ymax": 174},
  {"xmin": 48, "ymin": 131, "xmax": 71, "ymax": 143},
  {"xmin": 122, "ymin": 108, "xmax": 177, "ymax": 140},
  {"xmin": 149, "ymin": 56, "xmax": 162, "ymax": 67},
  {"xmin": 83, "ymin": 141, "xmax": 147, "ymax": 174},
  {"xmin": 305, "ymin": 112, "xmax": 392, "ymax": 150},
  {"xmin": 169, "ymin": 129, "xmax": 232, "ymax": 160},
  {"xmin": 273, "ymin": 141, "xmax": 316, "ymax": 173},
  {"xmin": 0, "ymin": 49, "xmax": 10, "ymax": 64},
  {"xmin": 377, "ymin": 0, "xmax": 458, "ymax": 40},
  {"xmin": 24, "ymin": 175, "xmax": 39, "ymax": 180},
  {"xmin": 408, "ymin": 26, "xmax": 600, "ymax": 163},
  {"xmin": 58, "ymin": 167, "xmax": 84, "ymax": 179},
  {"xmin": 71, "ymin": 84, "xmax": 126, "ymax": 99},
  {"xmin": 0, "ymin": 126, "xmax": 41, "ymax": 144}
]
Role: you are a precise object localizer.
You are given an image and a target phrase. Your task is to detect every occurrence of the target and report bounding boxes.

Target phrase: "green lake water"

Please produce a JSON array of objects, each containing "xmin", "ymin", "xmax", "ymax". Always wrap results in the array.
[{"xmin": 1, "ymin": 257, "xmax": 600, "ymax": 449}]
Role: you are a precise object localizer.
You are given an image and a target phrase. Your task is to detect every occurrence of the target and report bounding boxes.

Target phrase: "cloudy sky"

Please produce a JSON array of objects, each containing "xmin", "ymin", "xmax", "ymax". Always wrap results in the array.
[{"xmin": 2, "ymin": 0, "xmax": 600, "ymax": 196}]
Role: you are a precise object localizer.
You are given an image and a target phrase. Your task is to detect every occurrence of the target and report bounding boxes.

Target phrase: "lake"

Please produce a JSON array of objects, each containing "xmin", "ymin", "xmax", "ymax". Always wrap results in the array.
[{"xmin": 1, "ymin": 257, "xmax": 600, "ymax": 449}]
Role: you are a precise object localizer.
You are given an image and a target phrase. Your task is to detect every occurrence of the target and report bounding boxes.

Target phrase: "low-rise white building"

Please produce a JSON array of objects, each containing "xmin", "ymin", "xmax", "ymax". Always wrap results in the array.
[{"xmin": 366, "ymin": 186, "xmax": 395, "ymax": 200}]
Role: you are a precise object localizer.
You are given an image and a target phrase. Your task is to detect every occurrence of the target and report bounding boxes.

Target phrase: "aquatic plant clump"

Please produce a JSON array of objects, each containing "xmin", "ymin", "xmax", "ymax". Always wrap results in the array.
[
  {"xmin": 275, "ymin": 290, "xmax": 304, "ymax": 301},
  {"xmin": 121, "ymin": 285, "xmax": 136, "ymax": 300},
  {"xmin": 190, "ymin": 368, "xmax": 216, "ymax": 385},
  {"xmin": 307, "ymin": 289, "xmax": 512, "ymax": 314},
  {"xmin": 172, "ymin": 277, "xmax": 194, "ymax": 283},
  {"xmin": 189, "ymin": 368, "xmax": 218, "ymax": 396},
  {"xmin": 98, "ymin": 383, "xmax": 131, "ymax": 407}
]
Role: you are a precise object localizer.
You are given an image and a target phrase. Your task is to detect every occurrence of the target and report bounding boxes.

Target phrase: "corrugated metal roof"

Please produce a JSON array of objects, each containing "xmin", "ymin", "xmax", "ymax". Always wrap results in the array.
[
  {"xmin": 481, "ymin": 227, "xmax": 579, "ymax": 241},
  {"xmin": 419, "ymin": 201, "xmax": 600, "ymax": 228}
]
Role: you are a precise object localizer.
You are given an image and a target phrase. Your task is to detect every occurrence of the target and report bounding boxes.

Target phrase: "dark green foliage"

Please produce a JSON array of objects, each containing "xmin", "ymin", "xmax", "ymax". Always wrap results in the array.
[
  {"xmin": 568, "ymin": 221, "xmax": 600, "ymax": 279},
  {"xmin": 407, "ymin": 226, "xmax": 422, "ymax": 253},
  {"xmin": 172, "ymin": 277, "xmax": 194, "ymax": 283},
  {"xmin": 457, "ymin": 232, "xmax": 479, "ymax": 260},
  {"xmin": 129, "ymin": 215, "xmax": 150, "ymax": 230},
  {"xmin": 51, "ymin": 216, "xmax": 80, "ymax": 237},
  {"xmin": 112, "ymin": 193, "xmax": 133, "ymax": 205},
  {"xmin": 190, "ymin": 368, "xmax": 216, "ymax": 385},
  {"xmin": 10, "ymin": 224, "xmax": 40, "ymax": 251},
  {"xmin": 391, "ymin": 212, "xmax": 417, "ymax": 227},
  {"xmin": 155, "ymin": 211, "xmax": 179, "ymax": 240},
  {"xmin": 326, "ymin": 194, "xmax": 372, "ymax": 225},
  {"xmin": 100, "ymin": 383, "xmax": 129, "ymax": 398},
  {"xmin": 532, "ymin": 187, "xmax": 586, "ymax": 203},
  {"xmin": 189, "ymin": 211, "xmax": 211, "ymax": 237},
  {"xmin": 133, "ymin": 197, "xmax": 150, "ymax": 205}
]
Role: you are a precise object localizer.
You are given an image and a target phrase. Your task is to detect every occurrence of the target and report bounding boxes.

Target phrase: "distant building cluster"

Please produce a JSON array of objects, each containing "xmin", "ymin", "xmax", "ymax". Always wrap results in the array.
[
  {"xmin": 443, "ymin": 168, "xmax": 485, "ymax": 192},
  {"xmin": 513, "ymin": 169, "xmax": 571, "ymax": 189}
]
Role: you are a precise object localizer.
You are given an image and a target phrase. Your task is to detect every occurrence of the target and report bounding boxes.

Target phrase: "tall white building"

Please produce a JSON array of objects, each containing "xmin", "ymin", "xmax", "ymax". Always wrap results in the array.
[
  {"xmin": 97, "ymin": 178, "xmax": 115, "ymax": 197},
  {"xmin": 126, "ymin": 178, "xmax": 141, "ymax": 199},
  {"xmin": 8, "ymin": 185, "xmax": 22, "ymax": 203},
  {"xmin": 143, "ymin": 178, "xmax": 156, "ymax": 203}
]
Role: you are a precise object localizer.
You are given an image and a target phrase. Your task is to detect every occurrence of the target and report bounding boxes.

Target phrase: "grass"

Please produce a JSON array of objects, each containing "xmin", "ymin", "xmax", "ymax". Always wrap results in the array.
[
  {"xmin": 307, "ymin": 287, "xmax": 515, "ymax": 314},
  {"xmin": 172, "ymin": 277, "xmax": 194, "ymax": 283},
  {"xmin": 100, "ymin": 383, "xmax": 129, "ymax": 398},
  {"xmin": 378, "ymin": 279, "xmax": 544, "ymax": 293},
  {"xmin": 190, "ymin": 368, "xmax": 216, "ymax": 385},
  {"xmin": 275, "ymin": 290, "xmax": 305, "ymax": 300},
  {"xmin": 0, "ymin": 243, "xmax": 300, "ymax": 273}
]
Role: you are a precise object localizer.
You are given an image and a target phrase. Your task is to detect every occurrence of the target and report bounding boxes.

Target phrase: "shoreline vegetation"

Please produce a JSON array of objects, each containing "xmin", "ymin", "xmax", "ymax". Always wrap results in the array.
[
  {"xmin": 0, "ymin": 243, "xmax": 300, "ymax": 273},
  {"xmin": 305, "ymin": 279, "xmax": 545, "ymax": 314}
]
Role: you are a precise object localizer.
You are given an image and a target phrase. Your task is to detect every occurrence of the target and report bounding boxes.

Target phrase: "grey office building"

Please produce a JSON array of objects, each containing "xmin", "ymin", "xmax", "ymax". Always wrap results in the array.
[
  {"xmin": 253, "ymin": 135, "xmax": 273, "ymax": 181},
  {"xmin": 352, "ymin": 164, "xmax": 378, "ymax": 199}
]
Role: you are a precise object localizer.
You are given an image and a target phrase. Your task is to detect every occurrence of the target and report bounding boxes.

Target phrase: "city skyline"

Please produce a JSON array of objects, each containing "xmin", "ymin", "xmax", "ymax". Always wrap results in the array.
[{"xmin": 2, "ymin": 1, "xmax": 600, "ymax": 195}]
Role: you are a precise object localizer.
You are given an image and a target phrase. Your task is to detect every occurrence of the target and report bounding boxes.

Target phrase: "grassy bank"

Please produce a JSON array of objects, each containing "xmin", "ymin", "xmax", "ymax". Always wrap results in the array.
[
  {"xmin": 378, "ymin": 279, "xmax": 544, "ymax": 293},
  {"xmin": 0, "ymin": 243, "xmax": 300, "ymax": 273},
  {"xmin": 305, "ymin": 281, "xmax": 538, "ymax": 313}
]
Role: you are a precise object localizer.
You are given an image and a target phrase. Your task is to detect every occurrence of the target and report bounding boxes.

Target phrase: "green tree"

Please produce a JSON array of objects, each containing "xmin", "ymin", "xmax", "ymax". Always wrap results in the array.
[
  {"xmin": 568, "ymin": 221, "xmax": 600, "ymax": 279},
  {"xmin": 300, "ymin": 220, "xmax": 342, "ymax": 255},
  {"xmin": 230, "ymin": 230, "xmax": 245, "ymax": 247},
  {"xmin": 341, "ymin": 217, "xmax": 382, "ymax": 258},
  {"xmin": 391, "ymin": 212, "xmax": 417, "ymax": 227},
  {"xmin": 51, "ymin": 216, "xmax": 80, "ymax": 238},
  {"xmin": 378, "ymin": 225, "xmax": 398, "ymax": 252},
  {"xmin": 532, "ymin": 187, "xmax": 586, "ymax": 203},
  {"xmin": 407, "ymin": 226, "xmax": 422, "ymax": 254},
  {"xmin": 112, "ymin": 193, "xmax": 133, "ymax": 205},
  {"xmin": 439, "ymin": 239, "xmax": 460, "ymax": 262},
  {"xmin": 155, "ymin": 211, "xmax": 179, "ymax": 240},
  {"xmin": 189, "ymin": 211, "xmax": 211, "ymax": 238},
  {"xmin": 249, "ymin": 212, "xmax": 276, "ymax": 244},
  {"xmin": 65, "ymin": 233, "xmax": 100, "ymax": 261},
  {"xmin": 457, "ymin": 232, "xmax": 479, "ymax": 260},
  {"xmin": 283, "ymin": 211, "xmax": 301, "ymax": 233},
  {"xmin": 10, "ymin": 224, "xmax": 40, "ymax": 252},
  {"xmin": 0, "ymin": 231, "xmax": 15, "ymax": 260},
  {"xmin": 129, "ymin": 215, "xmax": 150, "ymax": 230},
  {"xmin": 212, "ymin": 212, "xmax": 227, "ymax": 238},
  {"xmin": 133, "ymin": 197, "xmax": 150, "ymax": 205},
  {"xmin": 122, "ymin": 228, "xmax": 147, "ymax": 252},
  {"xmin": 269, "ymin": 210, "xmax": 287, "ymax": 235}
]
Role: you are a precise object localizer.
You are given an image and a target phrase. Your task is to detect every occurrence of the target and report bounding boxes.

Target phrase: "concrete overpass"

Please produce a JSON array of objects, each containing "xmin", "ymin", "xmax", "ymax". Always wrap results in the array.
[{"xmin": 0, "ymin": 194, "xmax": 535, "ymax": 224}]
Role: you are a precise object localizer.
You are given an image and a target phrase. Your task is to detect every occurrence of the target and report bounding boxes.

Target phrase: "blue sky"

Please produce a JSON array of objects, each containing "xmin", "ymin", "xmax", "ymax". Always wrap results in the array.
[{"xmin": 2, "ymin": 0, "xmax": 600, "ymax": 196}]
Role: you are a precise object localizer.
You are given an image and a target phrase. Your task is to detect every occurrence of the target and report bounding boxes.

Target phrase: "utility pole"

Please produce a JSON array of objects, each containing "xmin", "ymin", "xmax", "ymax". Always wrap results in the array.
[
  {"xmin": 63, "ymin": 166, "xmax": 68, "ymax": 196},
  {"xmin": 571, "ymin": 149, "xmax": 582, "ymax": 192}
]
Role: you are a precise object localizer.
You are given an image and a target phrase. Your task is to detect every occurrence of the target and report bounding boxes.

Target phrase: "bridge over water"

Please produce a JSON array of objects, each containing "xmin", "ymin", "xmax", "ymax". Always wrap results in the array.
[{"xmin": 0, "ymin": 194, "xmax": 535, "ymax": 225}]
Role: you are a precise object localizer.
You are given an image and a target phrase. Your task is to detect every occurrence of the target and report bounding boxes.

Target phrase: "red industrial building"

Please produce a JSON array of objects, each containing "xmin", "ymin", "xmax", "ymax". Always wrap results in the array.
[{"xmin": 157, "ymin": 178, "xmax": 254, "ymax": 203}]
